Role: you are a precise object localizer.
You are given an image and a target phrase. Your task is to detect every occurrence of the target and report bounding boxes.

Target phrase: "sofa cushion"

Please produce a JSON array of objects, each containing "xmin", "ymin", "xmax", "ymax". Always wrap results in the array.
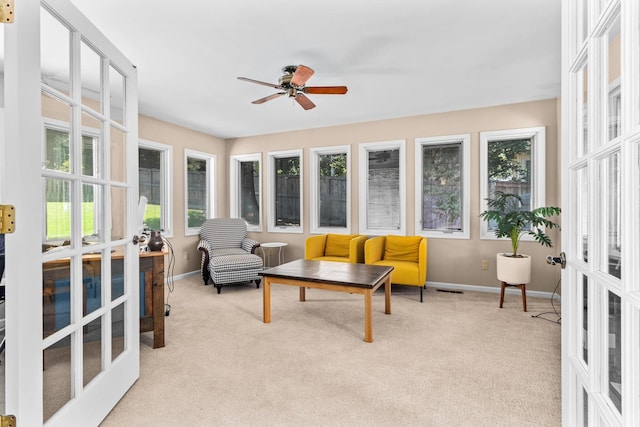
[
  {"xmin": 324, "ymin": 234, "xmax": 356, "ymax": 257},
  {"xmin": 209, "ymin": 253, "xmax": 263, "ymax": 272},
  {"xmin": 384, "ymin": 236, "xmax": 422, "ymax": 262}
]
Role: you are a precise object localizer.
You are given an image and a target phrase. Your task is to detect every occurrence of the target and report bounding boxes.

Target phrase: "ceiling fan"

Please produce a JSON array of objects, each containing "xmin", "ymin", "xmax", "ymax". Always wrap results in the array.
[{"xmin": 237, "ymin": 64, "xmax": 348, "ymax": 110}]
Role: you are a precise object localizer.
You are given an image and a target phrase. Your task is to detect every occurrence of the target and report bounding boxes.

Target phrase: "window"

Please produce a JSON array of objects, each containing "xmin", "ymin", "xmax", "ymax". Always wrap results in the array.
[
  {"xmin": 480, "ymin": 127, "xmax": 545, "ymax": 240},
  {"xmin": 310, "ymin": 146, "xmax": 350, "ymax": 234},
  {"xmin": 184, "ymin": 149, "xmax": 215, "ymax": 236},
  {"xmin": 358, "ymin": 140, "xmax": 405, "ymax": 235},
  {"xmin": 43, "ymin": 120, "xmax": 101, "ymax": 242},
  {"xmin": 138, "ymin": 139, "xmax": 173, "ymax": 236},
  {"xmin": 267, "ymin": 149, "xmax": 302, "ymax": 233},
  {"xmin": 230, "ymin": 153, "xmax": 262, "ymax": 232},
  {"xmin": 415, "ymin": 134, "xmax": 470, "ymax": 239}
]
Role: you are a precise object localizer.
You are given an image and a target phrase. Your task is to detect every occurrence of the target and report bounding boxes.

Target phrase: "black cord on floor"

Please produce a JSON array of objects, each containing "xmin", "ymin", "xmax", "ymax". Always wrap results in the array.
[
  {"xmin": 161, "ymin": 236, "xmax": 175, "ymax": 316},
  {"xmin": 531, "ymin": 277, "xmax": 561, "ymax": 325}
]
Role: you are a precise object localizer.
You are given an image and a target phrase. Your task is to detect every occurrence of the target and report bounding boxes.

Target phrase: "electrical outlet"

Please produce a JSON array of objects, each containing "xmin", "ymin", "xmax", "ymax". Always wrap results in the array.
[{"xmin": 481, "ymin": 260, "xmax": 489, "ymax": 270}]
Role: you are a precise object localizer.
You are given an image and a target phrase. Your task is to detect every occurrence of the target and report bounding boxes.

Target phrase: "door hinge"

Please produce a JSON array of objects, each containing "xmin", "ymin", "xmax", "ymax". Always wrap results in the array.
[
  {"xmin": 0, "ymin": 205, "xmax": 15, "ymax": 234},
  {"xmin": 0, "ymin": 415, "xmax": 16, "ymax": 427},
  {"xmin": 0, "ymin": 0, "xmax": 14, "ymax": 23}
]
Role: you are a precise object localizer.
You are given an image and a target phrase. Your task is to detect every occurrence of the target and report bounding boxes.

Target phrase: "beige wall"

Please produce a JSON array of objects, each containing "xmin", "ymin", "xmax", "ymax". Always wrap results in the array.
[
  {"xmin": 139, "ymin": 115, "xmax": 226, "ymax": 275},
  {"xmin": 225, "ymin": 98, "xmax": 562, "ymax": 293}
]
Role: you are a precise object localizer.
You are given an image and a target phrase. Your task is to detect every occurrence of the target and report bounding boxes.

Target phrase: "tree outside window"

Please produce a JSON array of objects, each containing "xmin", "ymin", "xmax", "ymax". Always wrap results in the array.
[
  {"xmin": 274, "ymin": 156, "xmax": 300, "ymax": 227},
  {"xmin": 318, "ymin": 152, "xmax": 347, "ymax": 227}
]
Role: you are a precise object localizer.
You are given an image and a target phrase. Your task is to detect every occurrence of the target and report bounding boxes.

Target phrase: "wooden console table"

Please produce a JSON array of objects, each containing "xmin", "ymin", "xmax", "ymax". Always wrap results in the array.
[{"xmin": 42, "ymin": 250, "xmax": 166, "ymax": 348}]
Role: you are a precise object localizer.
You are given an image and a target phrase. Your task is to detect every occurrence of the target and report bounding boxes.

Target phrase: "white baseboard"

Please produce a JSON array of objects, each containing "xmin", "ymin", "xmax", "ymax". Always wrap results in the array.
[
  {"xmin": 426, "ymin": 281, "xmax": 561, "ymax": 301},
  {"xmin": 167, "ymin": 270, "xmax": 200, "ymax": 283}
]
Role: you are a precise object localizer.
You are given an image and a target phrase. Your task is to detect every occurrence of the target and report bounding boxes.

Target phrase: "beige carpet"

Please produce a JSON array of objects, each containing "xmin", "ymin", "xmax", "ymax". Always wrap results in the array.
[{"xmin": 101, "ymin": 275, "xmax": 561, "ymax": 426}]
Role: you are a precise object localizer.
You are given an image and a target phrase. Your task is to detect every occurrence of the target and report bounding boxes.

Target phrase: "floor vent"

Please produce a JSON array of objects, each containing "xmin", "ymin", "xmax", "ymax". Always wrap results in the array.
[{"xmin": 436, "ymin": 289, "xmax": 464, "ymax": 294}]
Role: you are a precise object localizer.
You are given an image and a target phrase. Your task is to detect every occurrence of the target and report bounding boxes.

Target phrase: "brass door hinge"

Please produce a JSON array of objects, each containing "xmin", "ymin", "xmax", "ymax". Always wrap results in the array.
[
  {"xmin": 0, "ymin": 0, "xmax": 14, "ymax": 23},
  {"xmin": 0, "ymin": 205, "xmax": 15, "ymax": 234},
  {"xmin": 0, "ymin": 415, "xmax": 16, "ymax": 427}
]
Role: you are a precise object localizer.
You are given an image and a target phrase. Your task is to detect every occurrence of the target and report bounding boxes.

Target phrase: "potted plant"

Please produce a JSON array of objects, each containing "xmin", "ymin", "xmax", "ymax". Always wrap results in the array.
[{"xmin": 480, "ymin": 191, "xmax": 561, "ymax": 284}]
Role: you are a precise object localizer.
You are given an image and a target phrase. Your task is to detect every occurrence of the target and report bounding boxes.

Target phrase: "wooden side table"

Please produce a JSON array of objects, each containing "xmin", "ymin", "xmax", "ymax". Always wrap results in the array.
[{"xmin": 499, "ymin": 281, "xmax": 527, "ymax": 312}]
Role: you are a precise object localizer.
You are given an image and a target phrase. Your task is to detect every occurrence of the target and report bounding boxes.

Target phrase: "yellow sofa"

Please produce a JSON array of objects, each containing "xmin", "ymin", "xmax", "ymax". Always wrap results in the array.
[
  {"xmin": 365, "ymin": 235, "xmax": 428, "ymax": 302},
  {"xmin": 305, "ymin": 234, "xmax": 367, "ymax": 263}
]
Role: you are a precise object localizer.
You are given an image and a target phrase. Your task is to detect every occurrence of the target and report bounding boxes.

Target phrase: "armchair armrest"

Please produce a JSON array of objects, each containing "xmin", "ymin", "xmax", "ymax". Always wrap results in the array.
[
  {"xmin": 349, "ymin": 235, "xmax": 368, "ymax": 263},
  {"xmin": 241, "ymin": 238, "xmax": 260, "ymax": 254},
  {"xmin": 305, "ymin": 234, "xmax": 328, "ymax": 259},
  {"xmin": 197, "ymin": 239, "xmax": 213, "ymax": 285},
  {"xmin": 364, "ymin": 236, "xmax": 385, "ymax": 264}
]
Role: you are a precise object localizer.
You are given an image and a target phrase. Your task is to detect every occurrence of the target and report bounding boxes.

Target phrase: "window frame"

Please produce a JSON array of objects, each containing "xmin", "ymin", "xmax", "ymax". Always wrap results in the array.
[
  {"xmin": 184, "ymin": 149, "xmax": 216, "ymax": 236},
  {"xmin": 479, "ymin": 126, "xmax": 546, "ymax": 241},
  {"xmin": 358, "ymin": 139, "xmax": 406, "ymax": 236},
  {"xmin": 414, "ymin": 134, "xmax": 470, "ymax": 239},
  {"xmin": 267, "ymin": 149, "xmax": 303, "ymax": 234},
  {"xmin": 138, "ymin": 138, "xmax": 173, "ymax": 237},
  {"xmin": 309, "ymin": 145, "xmax": 351, "ymax": 234},
  {"xmin": 229, "ymin": 152, "xmax": 262, "ymax": 232}
]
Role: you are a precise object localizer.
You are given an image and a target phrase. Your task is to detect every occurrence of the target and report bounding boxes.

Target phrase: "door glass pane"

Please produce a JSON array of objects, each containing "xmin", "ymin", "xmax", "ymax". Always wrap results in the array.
[
  {"xmin": 83, "ymin": 183, "xmax": 102, "ymax": 242},
  {"xmin": 111, "ymin": 302, "xmax": 125, "ymax": 361},
  {"xmin": 367, "ymin": 148, "xmax": 400, "ymax": 229},
  {"xmin": 82, "ymin": 250, "xmax": 102, "ymax": 317},
  {"xmin": 110, "ymin": 126, "xmax": 126, "ymax": 182},
  {"xmin": 421, "ymin": 143, "xmax": 462, "ymax": 231},
  {"xmin": 274, "ymin": 156, "xmax": 301, "ymax": 227},
  {"xmin": 42, "ymin": 260, "xmax": 72, "ymax": 338},
  {"xmin": 576, "ymin": 167, "xmax": 588, "ymax": 261},
  {"xmin": 576, "ymin": 61, "xmax": 589, "ymax": 158},
  {"xmin": 44, "ymin": 178, "xmax": 72, "ymax": 247},
  {"xmin": 239, "ymin": 160, "xmax": 260, "ymax": 226},
  {"xmin": 318, "ymin": 153, "xmax": 347, "ymax": 227},
  {"xmin": 582, "ymin": 387, "xmax": 589, "ymax": 426},
  {"xmin": 605, "ymin": 16, "xmax": 621, "ymax": 142},
  {"xmin": 40, "ymin": 8, "xmax": 70, "ymax": 95},
  {"xmin": 81, "ymin": 40, "xmax": 102, "ymax": 113},
  {"xmin": 43, "ymin": 334, "xmax": 74, "ymax": 423},
  {"xmin": 139, "ymin": 147, "xmax": 163, "ymax": 230},
  {"xmin": 81, "ymin": 111, "xmax": 102, "ymax": 178},
  {"xmin": 111, "ymin": 245, "xmax": 126, "ymax": 302},
  {"xmin": 186, "ymin": 156, "xmax": 208, "ymax": 229},
  {"xmin": 581, "ymin": 274, "xmax": 588, "ymax": 364},
  {"xmin": 600, "ymin": 152, "xmax": 621, "ymax": 279},
  {"xmin": 111, "ymin": 186, "xmax": 126, "ymax": 241},
  {"xmin": 608, "ymin": 291, "xmax": 622, "ymax": 413},
  {"xmin": 83, "ymin": 316, "xmax": 102, "ymax": 387},
  {"xmin": 109, "ymin": 64, "xmax": 125, "ymax": 125}
]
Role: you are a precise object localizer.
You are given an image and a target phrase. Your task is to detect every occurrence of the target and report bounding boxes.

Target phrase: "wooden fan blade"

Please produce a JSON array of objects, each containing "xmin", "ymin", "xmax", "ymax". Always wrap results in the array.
[
  {"xmin": 252, "ymin": 92, "xmax": 285, "ymax": 104},
  {"xmin": 238, "ymin": 76, "xmax": 282, "ymax": 89},
  {"xmin": 304, "ymin": 86, "xmax": 348, "ymax": 95},
  {"xmin": 290, "ymin": 65, "xmax": 314, "ymax": 87},
  {"xmin": 295, "ymin": 93, "xmax": 316, "ymax": 110}
]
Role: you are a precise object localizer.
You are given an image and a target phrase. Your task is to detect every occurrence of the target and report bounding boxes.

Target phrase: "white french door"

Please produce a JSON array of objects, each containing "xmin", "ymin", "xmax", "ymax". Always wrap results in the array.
[
  {"xmin": 562, "ymin": 0, "xmax": 640, "ymax": 425},
  {"xmin": 2, "ymin": 1, "xmax": 139, "ymax": 425}
]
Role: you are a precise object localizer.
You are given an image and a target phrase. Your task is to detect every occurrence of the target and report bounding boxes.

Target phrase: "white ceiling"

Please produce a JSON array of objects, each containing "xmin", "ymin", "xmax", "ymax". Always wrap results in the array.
[{"xmin": 69, "ymin": 0, "xmax": 561, "ymax": 139}]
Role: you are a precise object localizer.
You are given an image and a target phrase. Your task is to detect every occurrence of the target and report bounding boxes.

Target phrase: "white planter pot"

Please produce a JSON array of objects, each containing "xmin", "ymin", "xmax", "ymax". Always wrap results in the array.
[{"xmin": 496, "ymin": 253, "xmax": 531, "ymax": 285}]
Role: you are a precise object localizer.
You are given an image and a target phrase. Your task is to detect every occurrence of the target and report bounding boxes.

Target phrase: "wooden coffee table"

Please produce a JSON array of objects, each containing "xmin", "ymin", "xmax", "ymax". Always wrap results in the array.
[{"xmin": 259, "ymin": 259, "xmax": 393, "ymax": 343}]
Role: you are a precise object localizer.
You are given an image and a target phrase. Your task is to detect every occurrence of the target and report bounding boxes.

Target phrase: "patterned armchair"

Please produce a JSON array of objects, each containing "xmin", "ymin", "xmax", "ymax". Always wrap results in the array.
[{"xmin": 197, "ymin": 218, "xmax": 263, "ymax": 294}]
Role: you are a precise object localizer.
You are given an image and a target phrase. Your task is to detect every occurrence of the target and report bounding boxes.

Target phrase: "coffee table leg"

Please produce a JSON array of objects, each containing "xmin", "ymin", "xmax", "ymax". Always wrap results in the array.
[
  {"xmin": 263, "ymin": 277, "xmax": 271, "ymax": 323},
  {"xmin": 299, "ymin": 286, "xmax": 306, "ymax": 302},
  {"xmin": 384, "ymin": 275, "xmax": 391, "ymax": 315},
  {"xmin": 364, "ymin": 290, "xmax": 373, "ymax": 343}
]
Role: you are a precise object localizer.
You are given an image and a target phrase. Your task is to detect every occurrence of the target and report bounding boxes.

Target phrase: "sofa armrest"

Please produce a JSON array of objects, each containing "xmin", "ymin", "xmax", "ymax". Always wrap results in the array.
[
  {"xmin": 241, "ymin": 238, "xmax": 260, "ymax": 254},
  {"xmin": 364, "ymin": 236, "xmax": 385, "ymax": 264},
  {"xmin": 349, "ymin": 235, "xmax": 368, "ymax": 263},
  {"xmin": 305, "ymin": 234, "xmax": 327, "ymax": 259},
  {"xmin": 419, "ymin": 237, "xmax": 428, "ymax": 285}
]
